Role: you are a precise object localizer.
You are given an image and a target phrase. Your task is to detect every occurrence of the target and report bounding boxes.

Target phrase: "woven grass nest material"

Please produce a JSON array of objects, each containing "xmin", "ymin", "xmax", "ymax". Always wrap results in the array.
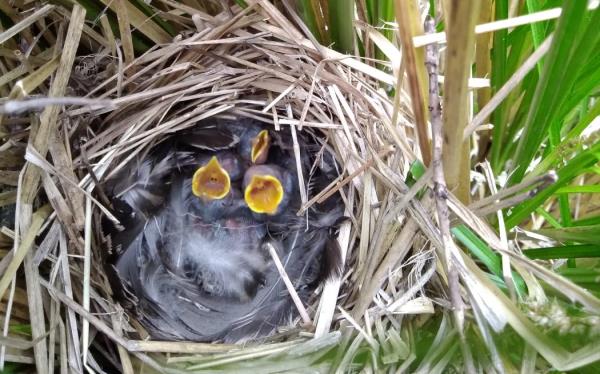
[{"xmin": 2, "ymin": 3, "xmax": 437, "ymax": 373}]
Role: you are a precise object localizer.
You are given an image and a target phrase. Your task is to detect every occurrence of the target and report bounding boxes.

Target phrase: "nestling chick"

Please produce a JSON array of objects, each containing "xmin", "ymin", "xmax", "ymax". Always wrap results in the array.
[{"xmin": 105, "ymin": 118, "xmax": 342, "ymax": 342}]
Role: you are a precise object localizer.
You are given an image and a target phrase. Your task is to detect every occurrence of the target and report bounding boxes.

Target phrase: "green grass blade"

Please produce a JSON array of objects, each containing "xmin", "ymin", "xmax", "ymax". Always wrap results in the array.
[
  {"xmin": 559, "ymin": 268, "xmax": 600, "ymax": 284},
  {"xmin": 505, "ymin": 141, "xmax": 600, "ymax": 228},
  {"xmin": 537, "ymin": 225, "xmax": 600, "ymax": 246},
  {"xmin": 328, "ymin": 0, "xmax": 354, "ymax": 53},
  {"xmin": 556, "ymin": 185, "xmax": 600, "ymax": 194},
  {"xmin": 489, "ymin": 0, "xmax": 509, "ymax": 170},
  {"xmin": 526, "ymin": 0, "xmax": 547, "ymax": 74},
  {"xmin": 524, "ymin": 244, "xmax": 600, "ymax": 260},
  {"xmin": 296, "ymin": 0, "xmax": 326, "ymax": 44},
  {"xmin": 572, "ymin": 215, "xmax": 600, "ymax": 227},
  {"xmin": 452, "ymin": 225, "xmax": 526, "ymax": 295},
  {"xmin": 533, "ymin": 99, "xmax": 600, "ymax": 175},
  {"xmin": 508, "ymin": 2, "xmax": 591, "ymax": 184},
  {"xmin": 132, "ymin": 0, "xmax": 176, "ymax": 36}
]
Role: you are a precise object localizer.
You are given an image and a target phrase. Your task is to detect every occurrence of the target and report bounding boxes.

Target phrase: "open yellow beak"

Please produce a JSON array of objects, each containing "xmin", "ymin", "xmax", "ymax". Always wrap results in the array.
[
  {"xmin": 250, "ymin": 130, "xmax": 270, "ymax": 164},
  {"xmin": 192, "ymin": 156, "xmax": 231, "ymax": 199},
  {"xmin": 244, "ymin": 174, "xmax": 283, "ymax": 214}
]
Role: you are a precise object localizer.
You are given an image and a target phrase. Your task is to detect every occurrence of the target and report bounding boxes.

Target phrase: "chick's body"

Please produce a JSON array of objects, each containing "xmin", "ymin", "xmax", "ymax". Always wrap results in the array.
[
  {"xmin": 158, "ymin": 177, "xmax": 268, "ymax": 301},
  {"xmin": 107, "ymin": 118, "xmax": 341, "ymax": 342}
]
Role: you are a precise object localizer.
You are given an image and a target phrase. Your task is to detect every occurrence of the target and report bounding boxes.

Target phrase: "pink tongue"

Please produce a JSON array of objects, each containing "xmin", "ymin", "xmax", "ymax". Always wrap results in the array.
[{"xmin": 224, "ymin": 219, "xmax": 240, "ymax": 228}]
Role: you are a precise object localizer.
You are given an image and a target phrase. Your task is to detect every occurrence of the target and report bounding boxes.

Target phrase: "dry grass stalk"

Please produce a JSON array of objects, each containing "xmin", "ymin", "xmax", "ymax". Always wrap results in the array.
[
  {"xmin": 424, "ymin": 14, "xmax": 473, "ymax": 372},
  {"xmin": 393, "ymin": 0, "xmax": 431, "ymax": 166},
  {"xmin": 441, "ymin": 0, "xmax": 480, "ymax": 204}
]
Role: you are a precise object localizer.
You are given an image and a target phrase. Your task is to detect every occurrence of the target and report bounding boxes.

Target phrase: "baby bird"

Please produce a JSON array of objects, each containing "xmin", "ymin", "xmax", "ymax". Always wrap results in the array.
[{"xmin": 106, "ymin": 118, "xmax": 342, "ymax": 342}]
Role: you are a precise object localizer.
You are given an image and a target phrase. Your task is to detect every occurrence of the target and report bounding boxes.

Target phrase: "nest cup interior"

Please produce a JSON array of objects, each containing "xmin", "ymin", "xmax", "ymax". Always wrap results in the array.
[{"xmin": 101, "ymin": 112, "xmax": 346, "ymax": 343}]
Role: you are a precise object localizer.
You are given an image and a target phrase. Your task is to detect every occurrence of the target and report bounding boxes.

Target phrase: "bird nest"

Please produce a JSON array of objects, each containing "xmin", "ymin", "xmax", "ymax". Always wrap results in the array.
[{"xmin": 1, "ymin": 2, "xmax": 436, "ymax": 372}]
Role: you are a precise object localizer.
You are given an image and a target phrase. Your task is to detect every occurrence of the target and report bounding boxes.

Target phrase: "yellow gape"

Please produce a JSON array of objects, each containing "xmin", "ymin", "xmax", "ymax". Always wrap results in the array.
[
  {"xmin": 251, "ymin": 130, "xmax": 270, "ymax": 164},
  {"xmin": 244, "ymin": 174, "xmax": 283, "ymax": 214},
  {"xmin": 192, "ymin": 156, "xmax": 231, "ymax": 199}
]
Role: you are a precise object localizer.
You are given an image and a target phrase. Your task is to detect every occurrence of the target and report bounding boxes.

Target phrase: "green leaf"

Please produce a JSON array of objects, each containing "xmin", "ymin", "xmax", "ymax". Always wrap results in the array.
[
  {"xmin": 406, "ymin": 159, "xmax": 426, "ymax": 187},
  {"xmin": 452, "ymin": 225, "xmax": 527, "ymax": 295},
  {"xmin": 535, "ymin": 207, "xmax": 562, "ymax": 229},
  {"xmin": 524, "ymin": 244, "xmax": 600, "ymax": 260},
  {"xmin": 508, "ymin": 2, "xmax": 596, "ymax": 184},
  {"xmin": 537, "ymin": 225, "xmax": 600, "ymax": 246},
  {"xmin": 572, "ymin": 215, "xmax": 600, "ymax": 227},
  {"xmin": 559, "ymin": 268, "xmax": 600, "ymax": 284},
  {"xmin": 296, "ymin": 0, "xmax": 325, "ymax": 44},
  {"xmin": 131, "ymin": 0, "xmax": 176, "ymax": 37},
  {"xmin": 505, "ymin": 140, "xmax": 600, "ymax": 228},
  {"xmin": 9, "ymin": 323, "xmax": 31, "ymax": 335},
  {"xmin": 328, "ymin": 0, "xmax": 354, "ymax": 53},
  {"xmin": 532, "ymin": 99, "xmax": 600, "ymax": 175},
  {"xmin": 556, "ymin": 185, "xmax": 600, "ymax": 194},
  {"xmin": 526, "ymin": 0, "xmax": 549, "ymax": 74},
  {"xmin": 490, "ymin": 0, "xmax": 509, "ymax": 170}
]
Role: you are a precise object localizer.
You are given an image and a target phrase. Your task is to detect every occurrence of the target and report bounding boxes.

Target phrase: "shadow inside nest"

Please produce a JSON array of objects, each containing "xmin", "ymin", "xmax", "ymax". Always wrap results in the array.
[{"xmin": 96, "ymin": 116, "xmax": 346, "ymax": 343}]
